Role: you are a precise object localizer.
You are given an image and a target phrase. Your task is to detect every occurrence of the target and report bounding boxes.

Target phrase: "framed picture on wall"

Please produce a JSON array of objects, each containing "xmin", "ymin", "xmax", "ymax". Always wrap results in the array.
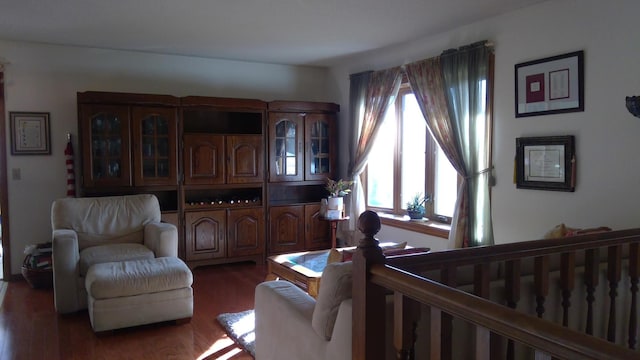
[
  {"xmin": 515, "ymin": 135, "xmax": 575, "ymax": 192},
  {"xmin": 515, "ymin": 51, "xmax": 584, "ymax": 117},
  {"xmin": 9, "ymin": 112, "xmax": 51, "ymax": 155}
]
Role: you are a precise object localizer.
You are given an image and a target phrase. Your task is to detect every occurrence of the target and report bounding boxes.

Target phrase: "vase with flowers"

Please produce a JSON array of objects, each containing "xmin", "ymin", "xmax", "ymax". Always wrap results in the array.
[{"xmin": 325, "ymin": 178, "xmax": 353, "ymax": 218}]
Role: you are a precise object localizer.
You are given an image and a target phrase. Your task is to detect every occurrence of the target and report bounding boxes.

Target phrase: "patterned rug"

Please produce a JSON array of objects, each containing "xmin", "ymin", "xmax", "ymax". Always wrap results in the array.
[{"xmin": 217, "ymin": 309, "xmax": 255, "ymax": 357}]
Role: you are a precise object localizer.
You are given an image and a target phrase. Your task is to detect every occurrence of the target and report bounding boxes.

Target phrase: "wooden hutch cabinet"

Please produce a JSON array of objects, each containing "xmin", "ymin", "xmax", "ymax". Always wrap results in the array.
[
  {"xmin": 77, "ymin": 92, "xmax": 180, "ymax": 239},
  {"xmin": 78, "ymin": 92, "xmax": 179, "ymax": 189},
  {"xmin": 268, "ymin": 203, "xmax": 331, "ymax": 253},
  {"xmin": 77, "ymin": 92, "xmax": 338, "ymax": 265},
  {"xmin": 181, "ymin": 96, "xmax": 266, "ymax": 267},
  {"xmin": 266, "ymin": 101, "xmax": 339, "ymax": 255},
  {"xmin": 268, "ymin": 101, "xmax": 338, "ymax": 182}
]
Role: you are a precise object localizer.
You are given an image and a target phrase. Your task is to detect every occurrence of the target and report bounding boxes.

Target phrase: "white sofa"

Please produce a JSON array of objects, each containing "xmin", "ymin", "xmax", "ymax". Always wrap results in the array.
[
  {"xmin": 51, "ymin": 194, "xmax": 181, "ymax": 314},
  {"xmin": 255, "ymin": 261, "xmax": 355, "ymax": 360},
  {"xmin": 255, "ymin": 260, "xmax": 396, "ymax": 360}
]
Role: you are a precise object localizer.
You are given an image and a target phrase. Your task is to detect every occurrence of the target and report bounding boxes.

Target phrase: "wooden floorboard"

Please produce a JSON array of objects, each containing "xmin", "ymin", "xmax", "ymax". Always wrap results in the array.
[{"xmin": 0, "ymin": 261, "xmax": 268, "ymax": 360}]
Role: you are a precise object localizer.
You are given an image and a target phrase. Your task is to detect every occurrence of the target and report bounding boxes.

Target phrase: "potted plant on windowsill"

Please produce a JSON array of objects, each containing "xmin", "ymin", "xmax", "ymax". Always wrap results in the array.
[
  {"xmin": 406, "ymin": 192, "xmax": 431, "ymax": 220},
  {"xmin": 325, "ymin": 178, "xmax": 353, "ymax": 218}
]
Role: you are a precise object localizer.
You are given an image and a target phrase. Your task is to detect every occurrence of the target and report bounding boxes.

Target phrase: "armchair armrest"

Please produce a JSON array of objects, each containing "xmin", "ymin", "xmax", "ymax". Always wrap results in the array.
[
  {"xmin": 144, "ymin": 222, "xmax": 178, "ymax": 257},
  {"xmin": 52, "ymin": 229, "xmax": 81, "ymax": 314}
]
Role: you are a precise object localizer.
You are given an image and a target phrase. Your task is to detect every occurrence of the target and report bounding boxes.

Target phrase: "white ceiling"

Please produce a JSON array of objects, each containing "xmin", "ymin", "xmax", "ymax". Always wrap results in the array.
[{"xmin": 0, "ymin": 0, "xmax": 548, "ymax": 66}]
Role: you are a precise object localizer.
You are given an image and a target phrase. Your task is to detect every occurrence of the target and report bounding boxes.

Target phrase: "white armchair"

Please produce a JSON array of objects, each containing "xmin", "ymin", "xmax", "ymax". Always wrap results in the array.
[{"xmin": 51, "ymin": 194, "xmax": 178, "ymax": 314}]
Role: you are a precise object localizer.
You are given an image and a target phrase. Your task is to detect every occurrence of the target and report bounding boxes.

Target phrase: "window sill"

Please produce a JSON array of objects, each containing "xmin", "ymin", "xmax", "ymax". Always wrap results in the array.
[{"xmin": 377, "ymin": 213, "xmax": 450, "ymax": 239}]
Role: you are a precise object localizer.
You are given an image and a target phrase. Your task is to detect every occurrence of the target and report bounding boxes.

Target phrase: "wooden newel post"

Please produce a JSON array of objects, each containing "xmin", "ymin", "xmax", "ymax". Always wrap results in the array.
[{"xmin": 352, "ymin": 210, "xmax": 387, "ymax": 360}]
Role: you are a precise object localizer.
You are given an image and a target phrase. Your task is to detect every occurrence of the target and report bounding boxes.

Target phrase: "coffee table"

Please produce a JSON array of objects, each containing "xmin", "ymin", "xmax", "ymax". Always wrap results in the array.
[
  {"xmin": 265, "ymin": 242, "xmax": 416, "ymax": 298},
  {"xmin": 266, "ymin": 249, "xmax": 330, "ymax": 298}
]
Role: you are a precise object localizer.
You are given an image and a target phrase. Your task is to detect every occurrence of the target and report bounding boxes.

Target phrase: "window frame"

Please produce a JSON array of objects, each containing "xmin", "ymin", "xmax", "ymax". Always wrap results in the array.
[{"xmin": 364, "ymin": 83, "xmax": 458, "ymax": 230}]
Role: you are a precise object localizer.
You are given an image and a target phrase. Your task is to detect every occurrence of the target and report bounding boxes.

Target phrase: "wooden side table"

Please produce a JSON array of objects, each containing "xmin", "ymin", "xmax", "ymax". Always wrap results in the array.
[{"xmin": 320, "ymin": 216, "xmax": 349, "ymax": 248}]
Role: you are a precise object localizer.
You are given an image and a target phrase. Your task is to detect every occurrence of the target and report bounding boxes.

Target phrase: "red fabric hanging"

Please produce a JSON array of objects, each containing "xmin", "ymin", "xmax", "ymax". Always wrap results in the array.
[{"xmin": 65, "ymin": 134, "xmax": 76, "ymax": 197}]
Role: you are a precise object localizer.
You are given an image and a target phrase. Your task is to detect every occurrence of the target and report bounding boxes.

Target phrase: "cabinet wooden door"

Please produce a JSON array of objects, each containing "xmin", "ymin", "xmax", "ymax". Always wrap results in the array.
[
  {"xmin": 227, "ymin": 135, "xmax": 264, "ymax": 184},
  {"xmin": 228, "ymin": 208, "xmax": 265, "ymax": 257},
  {"xmin": 132, "ymin": 106, "xmax": 178, "ymax": 186},
  {"xmin": 185, "ymin": 210, "xmax": 226, "ymax": 261},
  {"xmin": 80, "ymin": 104, "xmax": 132, "ymax": 187},
  {"xmin": 269, "ymin": 205, "xmax": 305, "ymax": 253},
  {"xmin": 183, "ymin": 134, "xmax": 225, "ymax": 185},
  {"xmin": 304, "ymin": 203, "xmax": 331, "ymax": 250},
  {"xmin": 268, "ymin": 113, "xmax": 304, "ymax": 182},
  {"xmin": 305, "ymin": 113, "xmax": 336, "ymax": 181}
]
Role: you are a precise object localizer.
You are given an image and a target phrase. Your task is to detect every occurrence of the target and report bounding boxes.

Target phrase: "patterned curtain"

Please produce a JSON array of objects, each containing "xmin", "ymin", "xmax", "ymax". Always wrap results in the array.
[
  {"xmin": 346, "ymin": 67, "xmax": 402, "ymax": 240},
  {"xmin": 345, "ymin": 71, "xmax": 371, "ymax": 240},
  {"xmin": 404, "ymin": 56, "xmax": 468, "ymax": 248},
  {"xmin": 440, "ymin": 41, "xmax": 494, "ymax": 247},
  {"xmin": 405, "ymin": 41, "xmax": 494, "ymax": 247}
]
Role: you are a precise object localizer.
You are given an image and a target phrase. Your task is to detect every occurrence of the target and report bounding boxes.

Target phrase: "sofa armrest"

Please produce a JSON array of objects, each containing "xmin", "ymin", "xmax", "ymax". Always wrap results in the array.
[
  {"xmin": 255, "ymin": 281, "xmax": 319, "ymax": 360},
  {"xmin": 327, "ymin": 299, "xmax": 352, "ymax": 360},
  {"xmin": 144, "ymin": 222, "xmax": 178, "ymax": 257},
  {"xmin": 52, "ymin": 229, "xmax": 81, "ymax": 313}
]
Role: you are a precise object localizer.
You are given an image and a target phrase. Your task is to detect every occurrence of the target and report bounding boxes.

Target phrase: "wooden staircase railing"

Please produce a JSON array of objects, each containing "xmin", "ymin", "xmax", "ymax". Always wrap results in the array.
[{"xmin": 352, "ymin": 211, "xmax": 640, "ymax": 360}]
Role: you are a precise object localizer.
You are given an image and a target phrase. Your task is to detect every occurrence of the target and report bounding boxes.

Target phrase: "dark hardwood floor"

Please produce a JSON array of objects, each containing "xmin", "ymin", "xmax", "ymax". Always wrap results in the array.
[{"xmin": 0, "ymin": 262, "xmax": 268, "ymax": 360}]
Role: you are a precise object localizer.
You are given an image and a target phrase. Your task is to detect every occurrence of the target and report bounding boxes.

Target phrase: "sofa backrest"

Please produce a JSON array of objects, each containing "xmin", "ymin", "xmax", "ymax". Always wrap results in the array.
[{"xmin": 51, "ymin": 194, "xmax": 161, "ymax": 250}]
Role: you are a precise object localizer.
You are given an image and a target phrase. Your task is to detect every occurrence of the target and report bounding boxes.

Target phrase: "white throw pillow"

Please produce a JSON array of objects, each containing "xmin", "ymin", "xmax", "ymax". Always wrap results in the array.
[{"xmin": 311, "ymin": 261, "xmax": 352, "ymax": 340}]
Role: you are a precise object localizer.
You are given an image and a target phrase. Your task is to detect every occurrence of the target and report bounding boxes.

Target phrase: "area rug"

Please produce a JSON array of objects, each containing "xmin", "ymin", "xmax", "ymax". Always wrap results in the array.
[{"xmin": 217, "ymin": 309, "xmax": 256, "ymax": 357}]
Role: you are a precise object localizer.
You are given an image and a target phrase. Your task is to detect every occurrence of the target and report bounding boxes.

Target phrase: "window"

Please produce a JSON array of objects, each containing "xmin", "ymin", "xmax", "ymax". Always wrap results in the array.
[{"xmin": 366, "ymin": 84, "xmax": 458, "ymax": 223}]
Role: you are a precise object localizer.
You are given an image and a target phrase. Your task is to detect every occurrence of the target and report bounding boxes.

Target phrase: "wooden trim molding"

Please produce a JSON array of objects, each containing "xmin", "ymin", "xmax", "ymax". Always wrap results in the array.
[
  {"xmin": 0, "ymin": 71, "xmax": 11, "ymax": 279},
  {"xmin": 378, "ymin": 213, "xmax": 449, "ymax": 239}
]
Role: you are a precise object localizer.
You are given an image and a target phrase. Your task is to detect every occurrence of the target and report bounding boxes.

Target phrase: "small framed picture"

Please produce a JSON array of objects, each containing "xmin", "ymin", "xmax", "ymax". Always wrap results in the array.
[
  {"xmin": 516, "ymin": 135, "xmax": 575, "ymax": 192},
  {"xmin": 515, "ymin": 51, "xmax": 584, "ymax": 117},
  {"xmin": 10, "ymin": 112, "xmax": 51, "ymax": 155}
]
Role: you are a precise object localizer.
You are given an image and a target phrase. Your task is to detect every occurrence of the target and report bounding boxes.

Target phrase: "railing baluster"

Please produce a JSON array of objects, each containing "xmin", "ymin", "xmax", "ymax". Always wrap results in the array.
[
  {"xmin": 607, "ymin": 245, "xmax": 622, "ymax": 342},
  {"xmin": 534, "ymin": 256, "xmax": 549, "ymax": 318},
  {"xmin": 628, "ymin": 243, "xmax": 639, "ymax": 349},
  {"xmin": 393, "ymin": 292, "xmax": 419, "ymax": 360},
  {"xmin": 474, "ymin": 263, "xmax": 491, "ymax": 298},
  {"xmin": 560, "ymin": 252, "xmax": 576, "ymax": 327},
  {"xmin": 430, "ymin": 306, "xmax": 442, "ymax": 360},
  {"xmin": 440, "ymin": 266, "xmax": 456, "ymax": 360},
  {"xmin": 505, "ymin": 259, "xmax": 521, "ymax": 360},
  {"xmin": 584, "ymin": 248, "xmax": 600, "ymax": 335}
]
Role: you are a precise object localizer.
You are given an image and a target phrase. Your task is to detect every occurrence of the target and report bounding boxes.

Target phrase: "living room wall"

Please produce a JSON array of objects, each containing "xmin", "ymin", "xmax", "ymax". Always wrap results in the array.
[
  {"xmin": 328, "ymin": 0, "xmax": 640, "ymax": 247},
  {"xmin": 0, "ymin": 40, "xmax": 332, "ymax": 275}
]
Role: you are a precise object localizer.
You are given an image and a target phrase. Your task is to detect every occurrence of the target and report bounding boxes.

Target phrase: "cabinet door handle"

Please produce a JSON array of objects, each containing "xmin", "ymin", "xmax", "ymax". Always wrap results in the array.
[{"xmin": 298, "ymin": 141, "xmax": 302, "ymax": 154}]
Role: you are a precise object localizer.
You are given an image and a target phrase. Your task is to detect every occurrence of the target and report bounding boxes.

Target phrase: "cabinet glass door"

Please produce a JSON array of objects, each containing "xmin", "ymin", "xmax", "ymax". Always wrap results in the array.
[
  {"xmin": 269, "ymin": 113, "xmax": 303, "ymax": 182},
  {"xmin": 305, "ymin": 114, "xmax": 335, "ymax": 180},
  {"xmin": 132, "ymin": 107, "xmax": 177, "ymax": 186},
  {"xmin": 81, "ymin": 105, "xmax": 131, "ymax": 187}
]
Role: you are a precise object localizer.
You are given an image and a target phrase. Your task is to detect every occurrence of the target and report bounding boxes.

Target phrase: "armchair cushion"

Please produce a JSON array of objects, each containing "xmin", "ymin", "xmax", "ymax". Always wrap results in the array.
[{"xmin": 311, "ymin": 261, "xmax": 352, "ymax": 340}]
